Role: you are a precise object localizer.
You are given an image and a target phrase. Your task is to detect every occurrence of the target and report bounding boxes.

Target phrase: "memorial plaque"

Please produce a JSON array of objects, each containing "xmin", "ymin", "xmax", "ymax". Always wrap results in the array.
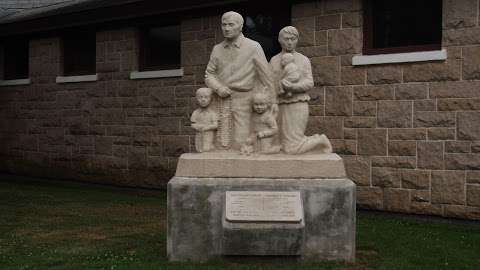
[{"xmin": 225, "ymin": 191, "xmax": 303, "ymax": 222}]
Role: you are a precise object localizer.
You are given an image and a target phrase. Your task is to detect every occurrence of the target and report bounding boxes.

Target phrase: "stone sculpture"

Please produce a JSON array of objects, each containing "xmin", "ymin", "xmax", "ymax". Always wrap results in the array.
[
  {"xmin": 195, "ymin": 13, "xmax": 332, "ymax": 155},
  {"xmin": 190, "ymin": 87, "xmax": 218, "ymax": 152},
  {"xmin": 171, "ymin": 13, "xmax": 355, "ymax": 264},
  {"xmin": 278, "ymin": 52, "xmax": 300, "ymax": 97},
  {"xmin": 270, "ymin": 26, "xmax": 332, "ymax": 155},
  {"xmin": 205, "ymin": 11, "xmax": 275, "ymax": 150},
  {"xmin": 241, "ymin": 91, "xmax": 281, "ymax": 155}
]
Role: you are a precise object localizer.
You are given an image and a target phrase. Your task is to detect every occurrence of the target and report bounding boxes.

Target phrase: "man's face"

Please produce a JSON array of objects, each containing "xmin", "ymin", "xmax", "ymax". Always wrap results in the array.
[
  {"xmin": 279, "ymin": 33, "xmax": 298, "ymax": 52},
  {"xmin": 222, "ymin": 16, "xmax": 242, "ymax": 40}
]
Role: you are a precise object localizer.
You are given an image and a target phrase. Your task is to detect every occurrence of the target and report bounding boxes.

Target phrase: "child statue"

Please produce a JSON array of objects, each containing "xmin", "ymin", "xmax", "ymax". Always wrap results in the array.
[
  {"xmin": 191, "ymin": 88, "xmax": 218, "ymax": 152},
  {"xmin": 241, "ymin": 92, "xmax": 281, "ymax": 155},
  {"xmin": 278, "ymin": 53, "xmax": 300, "ymax": 98}
]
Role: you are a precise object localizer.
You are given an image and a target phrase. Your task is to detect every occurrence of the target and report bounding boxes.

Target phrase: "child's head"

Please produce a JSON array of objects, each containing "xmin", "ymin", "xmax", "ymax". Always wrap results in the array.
[
  {"xmin": 196, "ymin": 87, "xmax": 213, "ymax": 108},
  {"xmin": 252, "ymin": 92, "xmax": 270, "ymax": 114},
  {"xmin": 281, "ymin": 53, "xmax": 295, "ymax": 67}
]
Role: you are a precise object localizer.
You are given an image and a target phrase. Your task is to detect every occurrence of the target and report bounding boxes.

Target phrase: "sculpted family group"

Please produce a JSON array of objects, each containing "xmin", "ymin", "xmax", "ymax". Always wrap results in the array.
[{"xmin": 191, "ymin": 11, "xmax": 332, "ymax": 155}]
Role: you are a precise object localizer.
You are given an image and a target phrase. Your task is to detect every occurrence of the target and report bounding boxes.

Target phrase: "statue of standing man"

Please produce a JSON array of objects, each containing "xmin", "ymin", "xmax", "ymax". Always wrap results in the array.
[{"xmin": 205, "ymin": 11, "xmax": 275, "ymax": 150}]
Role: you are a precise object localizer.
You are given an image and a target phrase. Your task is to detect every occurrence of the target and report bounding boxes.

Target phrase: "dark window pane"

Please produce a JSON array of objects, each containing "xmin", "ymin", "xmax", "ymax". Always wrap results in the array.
[
  {"xmin": 3, "ymin": 38, "xmax": 29, "ymax": 80},
  {"xmin": 63, "ymin": 30, "xmax": 96, "ymax": 76},
  {"xmin": 365, "ymin": 0, "xmax": 442, "ymax": 54},
  {"xmin": 141, "ymin": 24, "xmax": 180, "ymax": 71},
  {"xmin": 243, "ymin": 4, "xmax": 291, "ymax": 60}
]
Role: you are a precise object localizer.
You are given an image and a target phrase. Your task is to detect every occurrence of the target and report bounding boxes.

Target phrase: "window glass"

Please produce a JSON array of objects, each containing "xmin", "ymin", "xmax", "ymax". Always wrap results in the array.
[
  {"xmin": 63, "ymin": 30, "xmax": 96, "ymax": 76},
  {"xmin": 364, "ymin": 0, "xmax": 442, "ymax": 54},
  {"xmin": 242, "ymin": 4, "xmax": 291, "ymax": 60},
  {"xmin": 3, "ymin": 38, "xmax": 29, "ymax": 80},
  {"xmin": 140, "ymin": 24, "xmax": 180, "ymax": 71}
]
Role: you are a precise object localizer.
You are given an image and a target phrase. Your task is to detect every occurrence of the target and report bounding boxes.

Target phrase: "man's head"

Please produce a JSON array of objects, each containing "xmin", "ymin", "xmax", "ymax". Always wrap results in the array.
[
  {"xmin": 196, "ymin": 87, "xmax": 213, "ymax": 108},
  {"xmin": 221, "ymin": 11, "xmax": 244, "ymax": 41},
  {"xmin": 278, "ymin": 26, "xmax": 299, "ymax": 53}
]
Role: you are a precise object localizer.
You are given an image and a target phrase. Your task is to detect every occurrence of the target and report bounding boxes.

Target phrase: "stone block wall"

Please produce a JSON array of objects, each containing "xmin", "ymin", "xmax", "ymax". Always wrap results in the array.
[
  {"xmin": 291, "ymin": 0, "xmax": 480, "ymax": 220},
  {"xmin": 0, "ymin": 0, "xmax": 479, "ymax": 219},
  {"xmin": 0, "ymin": 27, "xmax": 199, "ymax": 188}
]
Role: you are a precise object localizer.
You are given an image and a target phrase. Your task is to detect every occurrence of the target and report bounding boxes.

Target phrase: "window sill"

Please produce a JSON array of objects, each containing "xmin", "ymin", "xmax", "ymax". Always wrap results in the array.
[
  {"xmin": 0, "ymin": 78, "xmax": 31, "ymax": 86},
  {"xmin": 352, "ymin": 49, "xmax": 447, "ymax": 66},
  {"xmin": 129, "ymin": 68, "xmax": 184, "ymax": 80},
  {"xmin": 56, "ymin": 74, "xmax": 98, "ymax": 84}
]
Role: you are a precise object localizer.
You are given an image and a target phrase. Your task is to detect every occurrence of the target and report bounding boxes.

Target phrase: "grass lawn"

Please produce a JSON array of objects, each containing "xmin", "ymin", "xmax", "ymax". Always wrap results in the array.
[{"xmin": 1, "ymin": 175, "xmax": 479, "ymax": 270}]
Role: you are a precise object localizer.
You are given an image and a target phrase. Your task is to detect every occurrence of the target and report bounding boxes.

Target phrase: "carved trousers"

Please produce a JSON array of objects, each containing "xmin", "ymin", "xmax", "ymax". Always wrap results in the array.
[{"xmin": 230, "ymin": 91, "xmax": 253, "ymax": 149}]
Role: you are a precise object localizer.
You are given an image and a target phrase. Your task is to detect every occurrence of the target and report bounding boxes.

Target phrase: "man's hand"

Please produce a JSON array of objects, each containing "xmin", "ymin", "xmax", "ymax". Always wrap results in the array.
[
  {"xmin": 191, "ymin": 123, "xmax": 203, "ymax": 131},
  {"xmin": 257, "ymin": 131, "xmax": 265, "ymax": 139},
  {"xmin": 271, "ymin": 103, "xmax": 279, "ymax": 116},
  {"xmin": 217, "ymin": 86, "xmax": 232, "ymax": 98}
]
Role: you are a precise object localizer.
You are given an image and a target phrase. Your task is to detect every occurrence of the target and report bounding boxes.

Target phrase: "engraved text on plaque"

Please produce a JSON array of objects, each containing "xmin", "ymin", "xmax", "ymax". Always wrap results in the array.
[{"xmin": 225, "ymin": 191, "xmax": 303, "ymax": 222}]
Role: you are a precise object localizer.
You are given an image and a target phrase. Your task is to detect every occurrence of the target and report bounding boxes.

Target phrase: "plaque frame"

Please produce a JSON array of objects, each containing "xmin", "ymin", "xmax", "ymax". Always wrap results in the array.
[{"xmin": 225, "ymin": 191, "xmax": 303, "ymax": 223}]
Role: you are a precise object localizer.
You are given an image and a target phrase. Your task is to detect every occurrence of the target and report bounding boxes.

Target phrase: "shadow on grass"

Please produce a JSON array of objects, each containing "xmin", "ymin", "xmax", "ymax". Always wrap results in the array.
[{"xmin": 0, "ymin": 175, "xmax": 479, "ymax": 270}]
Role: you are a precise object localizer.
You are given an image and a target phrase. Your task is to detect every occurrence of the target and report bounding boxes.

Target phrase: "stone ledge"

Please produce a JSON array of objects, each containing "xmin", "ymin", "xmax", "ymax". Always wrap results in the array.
[
  {"xmin": 56, "ymin": 74, "xmax": 98, "ymax": 83},
  {"xmin": 352, "ymin": 49, "xmax": 447, "ymax": 66},
  {"xmin": 170, "ymin": 177, "xmax": 355, "ymax": 188},
  {"xmin": 129, "ymin": 68, "xmax": 184, "ymax": 79},
  {"xmin": 0, "ymin": 78, "xmax": 31, "ymax": 86},
  {"xmin": 175, "ymin": 152, "xmax": 346, "ymax": 178}
]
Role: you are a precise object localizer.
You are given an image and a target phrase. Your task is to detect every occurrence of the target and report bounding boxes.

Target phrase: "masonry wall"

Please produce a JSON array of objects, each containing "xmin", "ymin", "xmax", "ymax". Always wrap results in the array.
[
  {"xmin": 0, "ymin": 0, "xmax": 479, "ymax": 219},
  {"xmin": 289, "ymin": 0, "xmax": 480, "ymax": 220}
]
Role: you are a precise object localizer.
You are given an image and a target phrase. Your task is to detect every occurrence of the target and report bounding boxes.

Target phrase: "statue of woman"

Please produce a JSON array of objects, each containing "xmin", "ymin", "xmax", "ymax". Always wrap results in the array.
[{"xmin": 270, "ymin": 26, "xmax": 332, "ymax": 154}]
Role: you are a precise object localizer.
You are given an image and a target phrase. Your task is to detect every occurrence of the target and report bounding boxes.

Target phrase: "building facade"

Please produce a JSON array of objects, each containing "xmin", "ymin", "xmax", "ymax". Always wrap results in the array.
[{"xmin": 0, "ymin": 0, "xmax": 479, "ymax": 220}]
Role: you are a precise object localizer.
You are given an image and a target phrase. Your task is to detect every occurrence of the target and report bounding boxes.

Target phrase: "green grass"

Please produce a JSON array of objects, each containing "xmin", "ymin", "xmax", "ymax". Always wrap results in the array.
[{"xmin": 0, "ymin": 176, "xmax": 479, "ymax": 270}]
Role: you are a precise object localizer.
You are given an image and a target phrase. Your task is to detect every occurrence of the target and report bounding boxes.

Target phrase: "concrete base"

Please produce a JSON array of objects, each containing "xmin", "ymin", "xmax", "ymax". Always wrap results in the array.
[
  {"xmin": 167, "ymin": 178, "xmax": 356, "ymax": 262},
  {"xmin": 167, "ymin": 153, "xmax": 356, "ymax": 263}
]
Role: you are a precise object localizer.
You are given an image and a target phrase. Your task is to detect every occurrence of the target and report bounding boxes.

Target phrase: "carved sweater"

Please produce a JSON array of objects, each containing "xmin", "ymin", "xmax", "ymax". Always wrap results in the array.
[
  {"xmin": 270, "ymin": 51, "xmax": 314, "ymax": 104},
  {"xmin": 205, "ymin": 34, "xmax": 275, "ymax": 100}
]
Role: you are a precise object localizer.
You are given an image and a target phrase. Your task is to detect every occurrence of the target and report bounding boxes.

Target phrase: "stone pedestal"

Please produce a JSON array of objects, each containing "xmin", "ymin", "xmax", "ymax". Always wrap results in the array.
[{"xmin": 167, "ymin": 152, "xmax": 356, "ymax": 263}]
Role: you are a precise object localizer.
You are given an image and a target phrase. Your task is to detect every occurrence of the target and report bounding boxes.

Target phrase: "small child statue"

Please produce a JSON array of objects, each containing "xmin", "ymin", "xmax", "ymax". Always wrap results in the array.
[
  {"xmin": 191, "ymin": 88, "xmax": 218, "ymax": 152},
  {"xmin": 278, "ymin": 53, "xmax": 301, "ymax": 98},
  {"xmin": 241, "ymin": 92, "xmax": 281, "ymax": 155}
]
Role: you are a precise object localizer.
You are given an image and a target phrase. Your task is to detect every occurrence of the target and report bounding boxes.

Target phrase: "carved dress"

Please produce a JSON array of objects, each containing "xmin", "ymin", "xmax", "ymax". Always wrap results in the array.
[
  {"xmin": 251, "ymin": 109, "xmax": 280, "ymax": 154},
  {"xmin": 190, "ymin": 108, "xmax": 218, "ymax": 152},
  {"xmin": 270, "ymin": 51, "xmax": 322, "ymax": 154}
]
